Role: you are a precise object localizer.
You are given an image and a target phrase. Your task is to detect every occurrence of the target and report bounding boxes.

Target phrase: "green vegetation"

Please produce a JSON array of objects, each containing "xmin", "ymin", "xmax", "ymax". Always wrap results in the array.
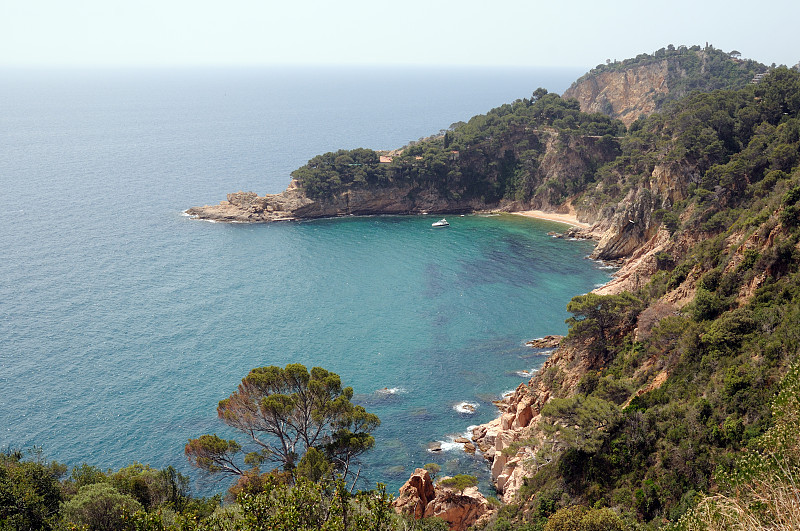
[
  {"xmin": 438, "ymin": 474, "xmax": 478, "ymax": 495},
  {"xmin": 5, "ymin": 47, "xmax": 800, "ymax": 531},
  {"xmin": 186, "ymin": 364, "xmax": 379, "ymax": 487},
  {"xmin": 291, "ymin": 90, "xmax": 624, "ymax": 203},
  {"xmin": 0, "ymin": 449, "xmax": 407, "ymax": 530},
  {"xmin": 0, "ymin": 449, "xmax": 65, "ymax": 530},
  {"xmin": 61, "ymin": 483, "xmax": 143, "ymax": 531},
  {"xmin": 543, "ymin": 506, "xmax": 624, "ymax": 531},
  {"xmin": 565, "ymin": 293, "xmax": 643, "ymax": 361},
  {"xmin": 0, "ymin": 450, "xmax": 221, "ymax": 530},
  {"xmin": 1, "ymin": 366, "xmax": 394, "ymax": 530},
  {"xmin": 482, "ymin": 67, "xmax": 800, "ymax": 529},
  {"xmin": 573, "ymin": 45, "xmax": 765, "ymax": 110},
  {"xmin": 673, "ymin": 363, "xmax": 800, "ymax": 530},
  {"xmin": 423, "ymin": 463, "xmax": 441, "ymax": 480},
  {"xmin": 292, "ymin": 46, "xmax": 770, "ymax": 212}
]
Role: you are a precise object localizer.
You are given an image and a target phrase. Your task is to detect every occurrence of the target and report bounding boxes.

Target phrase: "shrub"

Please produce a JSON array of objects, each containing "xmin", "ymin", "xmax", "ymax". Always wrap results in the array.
[
  {"xmin": 61, "ymin": 482, "xmax": 143, "ymax": 531},
  {"xmin": 438, "ymin": 474, "xmax": 478, "ymax": 494},
  {"xmin": 0, "ymin": 454, "xmax": 64, "ymax": 531}
]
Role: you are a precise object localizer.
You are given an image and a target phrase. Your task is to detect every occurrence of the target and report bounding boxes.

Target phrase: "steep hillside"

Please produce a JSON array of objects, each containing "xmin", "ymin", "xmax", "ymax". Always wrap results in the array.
[
  {"xmin": 563, "ymin": 45, "xmax": 766, "ymax": 126},
  {"xmin": 473, "ymin": 68, "xmax": 800, "ymax": 529}
]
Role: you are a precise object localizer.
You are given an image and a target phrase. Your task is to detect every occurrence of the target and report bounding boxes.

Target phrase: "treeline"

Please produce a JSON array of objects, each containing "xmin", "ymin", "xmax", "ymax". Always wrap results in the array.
[{"xmin": 0, "ymin": 450, "xmax": 450, "ymax": 531}]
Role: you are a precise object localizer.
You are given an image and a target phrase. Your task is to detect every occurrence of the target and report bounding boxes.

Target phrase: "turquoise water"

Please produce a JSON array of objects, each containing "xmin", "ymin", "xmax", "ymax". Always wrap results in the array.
[{"xmin": 0, "ymin": 67, "xmax": 610, "ymax": 494}]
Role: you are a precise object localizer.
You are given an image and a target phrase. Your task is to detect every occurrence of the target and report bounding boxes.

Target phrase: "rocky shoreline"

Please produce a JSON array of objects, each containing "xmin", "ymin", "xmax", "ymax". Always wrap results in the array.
[{"xmin": 185, "ymin": 182, "xmax": 486, "ymax": 224}]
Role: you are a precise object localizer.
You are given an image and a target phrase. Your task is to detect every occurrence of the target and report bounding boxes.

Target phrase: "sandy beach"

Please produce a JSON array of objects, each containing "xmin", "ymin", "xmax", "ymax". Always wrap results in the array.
[{"xmin": 513, "ymin": 209, "xmax": 591, "ymax": 228}]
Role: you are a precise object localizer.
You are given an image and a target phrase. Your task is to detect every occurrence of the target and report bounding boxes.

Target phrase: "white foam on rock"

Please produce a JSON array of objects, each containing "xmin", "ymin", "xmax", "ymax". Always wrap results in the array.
[
  {"xmin": 453, "ymin": 401, "xmax": 479, "ymax": 414},
  {"xmin": 375, "ymin": 387, "xmax": 407, "ymax": 395}
]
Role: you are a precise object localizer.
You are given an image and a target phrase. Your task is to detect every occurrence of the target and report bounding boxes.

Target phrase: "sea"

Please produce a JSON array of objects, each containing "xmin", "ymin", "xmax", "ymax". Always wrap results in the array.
[{"xmin": 0, "ymin": 66, "xmax": 613, "ymax": 495}]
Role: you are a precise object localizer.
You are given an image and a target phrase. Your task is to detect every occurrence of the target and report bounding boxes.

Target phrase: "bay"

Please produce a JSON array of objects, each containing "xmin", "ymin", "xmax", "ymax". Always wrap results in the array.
[{"xmin": 0, "ymin": 66, "xmax": 611, "ymax": 494}]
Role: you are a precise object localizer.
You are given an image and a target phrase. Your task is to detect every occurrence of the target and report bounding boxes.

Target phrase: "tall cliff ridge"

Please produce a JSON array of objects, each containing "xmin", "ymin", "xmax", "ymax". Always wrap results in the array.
[
  {"xmin": 562, "ymin": 60, "xmax": 669, "ymax": 127},
  {"xmin": 563, "ymin": 46, "xmax": 767, "ymax": 126}
]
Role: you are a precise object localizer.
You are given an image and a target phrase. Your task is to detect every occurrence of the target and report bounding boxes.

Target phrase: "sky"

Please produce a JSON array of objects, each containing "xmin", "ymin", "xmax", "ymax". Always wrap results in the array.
[{"xmin": 2, "ymin": 0, "xmax": 799, "ymax": 69}]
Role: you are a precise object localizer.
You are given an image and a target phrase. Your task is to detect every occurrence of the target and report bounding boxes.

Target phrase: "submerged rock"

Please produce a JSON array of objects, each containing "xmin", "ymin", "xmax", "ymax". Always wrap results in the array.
[{"xmin": 525, "ymin": 335, "xmax": 564, "ymax": 349}]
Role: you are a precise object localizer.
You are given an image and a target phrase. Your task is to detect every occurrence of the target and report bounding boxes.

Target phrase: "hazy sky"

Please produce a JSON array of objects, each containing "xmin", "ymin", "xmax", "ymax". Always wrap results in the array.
[{"xmin": 2, "ymin": 0, "xmax": 798, "ymax": 69}]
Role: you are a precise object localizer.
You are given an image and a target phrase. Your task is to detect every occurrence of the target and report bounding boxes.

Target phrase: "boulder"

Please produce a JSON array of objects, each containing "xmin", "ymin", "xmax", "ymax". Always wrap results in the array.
[
  {"xmin": 424, "ymin": 485, "xmax": 490, "ymax": 531},
  {"xmin": 512, "ymin": 396, "xmax": 534, "ymax": 428},
  {"xmin": 500, "ymin": 412, "xmax": 516, "ymax": 430},
  {"xmin": 491, "ymin": 451, "xmax": 507, "ymax": 478},
  {"xmin": 394, "ymin": 470, "xmax": 493, "ymax": 531},
  {"xmin": 393, "ymin": 468, "xmax": 435, "ymax": 519}
]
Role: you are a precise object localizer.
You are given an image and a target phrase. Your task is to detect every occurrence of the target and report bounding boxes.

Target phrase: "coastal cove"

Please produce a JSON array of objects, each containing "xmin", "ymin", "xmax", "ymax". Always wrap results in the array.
[
  {"xmin": 6, "ymin": 45, "xmax": 800, "ymax": 530},
  {"xmin": 0, "ymin": 66, "xmax": 613, "ymax": 495}
]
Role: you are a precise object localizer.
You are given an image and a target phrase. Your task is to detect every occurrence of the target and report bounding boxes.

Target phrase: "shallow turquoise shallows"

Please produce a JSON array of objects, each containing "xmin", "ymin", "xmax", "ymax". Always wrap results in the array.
[{"xmin": 0, "ymin": 66, "xmax": 610, "ymax": 494}]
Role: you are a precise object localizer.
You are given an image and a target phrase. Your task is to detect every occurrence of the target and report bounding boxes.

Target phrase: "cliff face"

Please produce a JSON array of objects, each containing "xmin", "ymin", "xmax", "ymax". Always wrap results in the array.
[
  {"xmin": 563, "ymin": 61, "xmax": 669, "ymax": 127},
  {"xmin": 185, "ymin": 181, "xmax": 483, "ymax": 223},
  {"xmin": 529, "ymin": 133, "xmax": 619, "ymax": 215},
  {"xmin": 587, "ymin": 161, "xmax": 697, "ymax": 260},
  {"xmin": 562, "ymin": 49, "xmax": 765, "ymax": 127},
  {"xmin": 393, "ymin": 469, "xmax": 493, "ymax": 531}
]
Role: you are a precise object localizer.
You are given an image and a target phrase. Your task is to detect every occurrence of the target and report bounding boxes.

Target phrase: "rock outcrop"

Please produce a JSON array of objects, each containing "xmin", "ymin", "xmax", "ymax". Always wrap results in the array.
[
  {"xmin": 185, "ymin": 181, "xmax": 487, "ymax": 223},
  {"xmin": 563, "ymin": 61, "xmax": 669, "ymax": 127},
  {"xmin": 563, "ymin": 49, "xmax": 761, "ymax": 127},
  {"xmin": 393, "ymin": 468, "xmax": 436, "ymax": 519},
  {"xmin": 471, "ymin": 383, "xmax": 542, "ymax": 503},
  {"xmin": 393, "ymin": 469, "xmax": 493, "ymax": 531},
  {"xmin": 423, "ymin": 485, "xmax": 491, "ymax": 531},
  {"xmin": 472, "ymin": 331, "xmax": 654, "ymax": 503},
  {"xmin": 589, "ymin": 161, "xmax": 697, "ymax": 262}
]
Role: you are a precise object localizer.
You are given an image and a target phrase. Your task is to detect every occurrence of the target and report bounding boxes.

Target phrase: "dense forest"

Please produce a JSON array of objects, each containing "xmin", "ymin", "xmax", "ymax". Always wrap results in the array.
[
  {"xmin": 4, "ymin": 48, "xmax": 800, "ymax": 530},
  {"xmin": 290, "ymin": 91, "xmax": 625, "ymax": 205}
]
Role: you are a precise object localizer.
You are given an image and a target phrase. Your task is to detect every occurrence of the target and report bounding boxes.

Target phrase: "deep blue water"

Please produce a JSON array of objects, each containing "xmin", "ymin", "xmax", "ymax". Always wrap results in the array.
[{"xmin": 0, "ymin": 66, "xmax": 611, "ymax": 495}]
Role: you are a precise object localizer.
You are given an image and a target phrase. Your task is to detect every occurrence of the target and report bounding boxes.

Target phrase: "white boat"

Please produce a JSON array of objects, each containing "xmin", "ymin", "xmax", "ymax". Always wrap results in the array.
[{"xmin": 432, "ymin": 218, "xmax": 449, "ymax": 227}]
